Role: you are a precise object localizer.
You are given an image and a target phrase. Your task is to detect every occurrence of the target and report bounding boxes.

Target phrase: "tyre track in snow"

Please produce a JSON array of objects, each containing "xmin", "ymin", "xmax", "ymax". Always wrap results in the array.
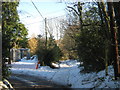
[{"xmin": 8, "ymin": 73, "xmax": 70, "ymax": 89}]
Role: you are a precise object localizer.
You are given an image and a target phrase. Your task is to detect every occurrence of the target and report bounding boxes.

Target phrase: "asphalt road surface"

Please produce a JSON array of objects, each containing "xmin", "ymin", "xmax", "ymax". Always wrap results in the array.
[{"xmin": 8, "ymin": 73, "xmax": 70, "ymax": 90}]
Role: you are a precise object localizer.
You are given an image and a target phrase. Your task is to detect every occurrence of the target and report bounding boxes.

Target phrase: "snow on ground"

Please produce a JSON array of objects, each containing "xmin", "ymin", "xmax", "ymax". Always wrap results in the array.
[{"xmin": 10, "ymin": 58, "xmax": 120, "ymax": 88}]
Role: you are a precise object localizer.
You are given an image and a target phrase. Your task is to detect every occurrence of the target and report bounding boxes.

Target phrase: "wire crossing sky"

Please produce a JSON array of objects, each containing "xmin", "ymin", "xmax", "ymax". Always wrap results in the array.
[{"xmin": 17, "ymin": 0, "xmax": 67, "ymax": 38}]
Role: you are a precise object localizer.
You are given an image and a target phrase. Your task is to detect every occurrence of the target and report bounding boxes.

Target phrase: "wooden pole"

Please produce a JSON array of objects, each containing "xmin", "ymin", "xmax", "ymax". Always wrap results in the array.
[{"xmin": 45, "ymin": 18, "xmax": 47, "ymax": 49}]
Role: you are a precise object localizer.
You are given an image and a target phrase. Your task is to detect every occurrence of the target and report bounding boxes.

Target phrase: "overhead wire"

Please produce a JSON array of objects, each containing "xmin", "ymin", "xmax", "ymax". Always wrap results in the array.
[
  {"xmin": 25, "ymin": 20, "xmax": 44, "ymax": 26},
  {"xmin": 24, "ymin": 14, "xmax": 66, "ymax": 26},
  {"xmin": 31, "ymin": 0, "xmax": 44, "ymax": 19},
  {"xmin": 19, "ymin": 1, "xmax": 67, "ymax": 38},
  {"xmin": 18, "ymin": 3, "xmax": 35, "ymax": 16},
  {"xmin": 47, "ymin": 14, "xmax": 66, "ymax": 20},
  {"xmin": 18, "ymin": 1, "xmax": 67, "ymax": 25},
  {"xmin": 19, "ymin": 9, "xmax": 66, "ymax": 20},
  {"xmin": 19, "ymin": 1, "xmax": 66, "ymax": 20}
]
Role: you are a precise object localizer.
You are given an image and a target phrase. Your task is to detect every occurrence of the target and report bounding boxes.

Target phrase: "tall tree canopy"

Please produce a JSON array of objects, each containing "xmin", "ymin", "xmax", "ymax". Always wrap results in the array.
[
  {"xmin": 2, "ymin": 2, "xmax": 28, "ymax": 78},
  {"xmin": 64, "ymin": 1, "xmax": 120, "ymax": 79}
]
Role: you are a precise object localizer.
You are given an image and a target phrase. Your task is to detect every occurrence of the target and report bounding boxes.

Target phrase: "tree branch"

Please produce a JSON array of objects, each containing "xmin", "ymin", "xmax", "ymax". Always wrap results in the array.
[
  {"xmin": 67, "ymin": 6, "xmax": 79, "ymax": 16},
  {"xmin": 83, "ymin": 21, "xmax": 101, "ymax": 26}
]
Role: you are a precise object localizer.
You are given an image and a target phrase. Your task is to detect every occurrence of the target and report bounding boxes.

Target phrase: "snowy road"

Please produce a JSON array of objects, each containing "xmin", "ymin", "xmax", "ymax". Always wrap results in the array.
[
  {"xmin": 8, "ymin": 73, "xmax": 70, "ymax": 89},
  {"xmin": 10, "ymin": 59, "xmax": 120, "ymax": 88}
]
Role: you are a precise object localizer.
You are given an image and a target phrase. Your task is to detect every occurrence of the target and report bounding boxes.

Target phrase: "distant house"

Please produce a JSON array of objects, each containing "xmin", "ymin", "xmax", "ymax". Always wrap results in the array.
[{"xmin": 10, "ymin": 48, "xmax": 30, "ymax": 62}]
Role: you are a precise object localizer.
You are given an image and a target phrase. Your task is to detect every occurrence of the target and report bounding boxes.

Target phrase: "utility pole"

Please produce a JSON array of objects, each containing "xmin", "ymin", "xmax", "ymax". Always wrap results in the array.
[{"xmin": 45, "ymin": 18, "xmax": 47, "ymax": 48}]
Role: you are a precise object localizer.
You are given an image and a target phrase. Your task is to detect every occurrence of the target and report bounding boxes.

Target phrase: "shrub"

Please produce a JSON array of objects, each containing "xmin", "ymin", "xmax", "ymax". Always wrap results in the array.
[{"xmin": 36, "ymin": 36, "xmax": 62, "ymax": 67}]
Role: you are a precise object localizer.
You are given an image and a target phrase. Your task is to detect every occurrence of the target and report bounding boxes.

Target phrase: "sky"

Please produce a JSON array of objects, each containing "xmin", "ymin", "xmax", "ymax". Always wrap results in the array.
[{"xmin": 17, "ymin": 0, "xmax": 67, "ymax": 39}]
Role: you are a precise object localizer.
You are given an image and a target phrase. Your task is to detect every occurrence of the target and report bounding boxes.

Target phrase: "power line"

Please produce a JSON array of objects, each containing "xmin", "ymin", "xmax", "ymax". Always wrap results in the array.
[
  {"xmin": 18, "ymin": 3, "xmax": 36, "ymax": 17},
  {"xmin": 44, "ymin": 9, "xmax": 65, "ymax": 15},
  {"xmin": 20, "ymin": 16, "xmax": 31, "ymax": 20},
  {"xmin": 19, "ymin": 2, "xmax": 66, "ymax": 19},
  {"xmin": 47, "ymin": 14, "xmax": 66, "ymax": 20},
  {"xmin": 25, "ymin": 20, "xmax": 44, "ymax": 26},
  {"xmin": 19, "ymin": 1, "xmax": 67, "ymax": 39},
  {"xmin": 18, "ymin": 1, "xmax": 67, "ymax": 23},
  {"xmin": 22, "ymin": 14, "xmax": 66, "ymax": 26},
  {"xmin": 20, "ymin": 12, "xmax": 66, "ymax": 21},
  {"xmin": 31, "ymin": 0, "xmax": 44, "ymax": 19}
]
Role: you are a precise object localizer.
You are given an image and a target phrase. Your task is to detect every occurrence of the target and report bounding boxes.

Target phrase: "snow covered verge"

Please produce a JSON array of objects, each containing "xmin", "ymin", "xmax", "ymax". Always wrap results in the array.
[{"xmin": 10, "ymin": 59, "xmax": 120, "ymax": 88}]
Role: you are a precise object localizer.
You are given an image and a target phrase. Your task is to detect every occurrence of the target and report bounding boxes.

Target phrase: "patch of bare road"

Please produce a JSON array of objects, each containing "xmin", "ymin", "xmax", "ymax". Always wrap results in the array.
[{"xmin": 8, "ymin": 73, "xmax": 70, "ymax": 90}]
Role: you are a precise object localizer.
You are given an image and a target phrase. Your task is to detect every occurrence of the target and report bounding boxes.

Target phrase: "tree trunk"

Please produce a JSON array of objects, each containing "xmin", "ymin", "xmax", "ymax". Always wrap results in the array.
[
  {"xmin": 77, "ymin": 2, "xmax": 83, "ymax": 30},
  {"xmin": 113, "ymin": 2, "xmax": 120, "ymax": 52},
  {"xmin": 113, "ymin": 2, "xmax": 120, "ymax": 76},
  {"xmin": 67, "ymin": 2, "xmax": 83, "ymax": 30},
  {"xmin": 98, "ymin": 1, "xmax": 111, "ymax": 76},
  {"xmin": 97, "ymin": 2, "xmax": 104, "ymax": 25},
  {"xmin": 107, "ymin": 1, "xmax": 119, "ymax": 79},
  {"xmin": 105, "ymin": 40, "xmax": 109, "ymax": 76}
]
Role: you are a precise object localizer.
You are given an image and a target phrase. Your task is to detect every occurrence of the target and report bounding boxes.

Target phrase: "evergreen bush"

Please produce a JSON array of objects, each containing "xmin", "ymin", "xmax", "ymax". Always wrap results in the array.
[{"xmin": 36, "ymin": 36, "xmax": 62, "ymax": 67}]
